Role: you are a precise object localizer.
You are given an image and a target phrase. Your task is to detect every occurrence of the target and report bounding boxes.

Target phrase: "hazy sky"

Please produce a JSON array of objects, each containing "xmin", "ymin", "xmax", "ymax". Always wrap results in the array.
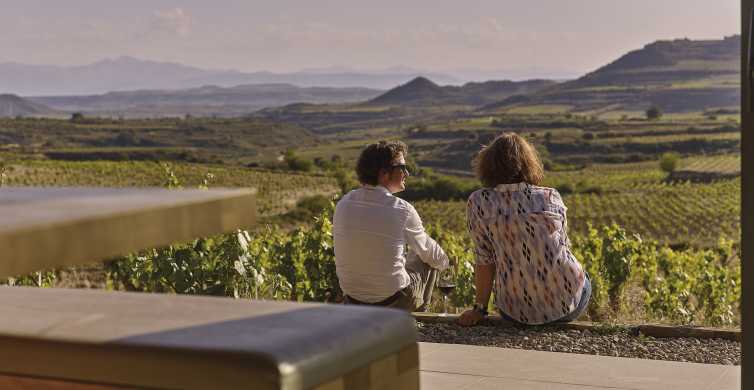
[{"xmin": 1, "ymin": 0, "xmax": 739, "ymax": 77}]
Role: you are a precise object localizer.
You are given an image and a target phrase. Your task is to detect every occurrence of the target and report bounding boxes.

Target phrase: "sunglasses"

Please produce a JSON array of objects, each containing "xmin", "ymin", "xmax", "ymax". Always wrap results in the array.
[{"xmin": 391, "ymin": 164, "xmax": 410, "ymax": 175}]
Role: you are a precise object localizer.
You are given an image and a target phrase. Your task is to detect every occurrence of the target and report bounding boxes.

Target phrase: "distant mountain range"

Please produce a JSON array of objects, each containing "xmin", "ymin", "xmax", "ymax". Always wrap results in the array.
[
  {"xmin": 28, "ymin": 84, "xmax": 384, "ymax": 118},
  {"xmin": 368, "ymin": 77, "xmax": 556, "ymax": 106},
  {"xmin": 481, "ymin": 35, "xmax": 740, "ymax": 113},
  {"xmin": 1, "ymin": 35, "xmax": 741, "ymax": 117},
  {"xmin": 0, "ymin": 57, "xmax": 461, "ymax": 96}
]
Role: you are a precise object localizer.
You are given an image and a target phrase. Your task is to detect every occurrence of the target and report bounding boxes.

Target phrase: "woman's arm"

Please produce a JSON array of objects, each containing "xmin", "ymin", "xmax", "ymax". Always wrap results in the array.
[
  {"xmin": 459, "ymin": 193, "xmax": 496, "ymax": 326},
  {"xmin": 458, "ymin": 262, "xmax": 495, "ymax": 326},
  {"xmin": 474, "ymin": 263, "xmax": 495, "ymax": 306}
]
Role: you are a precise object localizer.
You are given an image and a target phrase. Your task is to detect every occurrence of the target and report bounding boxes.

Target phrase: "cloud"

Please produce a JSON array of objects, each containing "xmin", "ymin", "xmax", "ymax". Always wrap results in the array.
[{"xmin": 152, "ymin": 8, "xmax": 191, "ymax": 37}]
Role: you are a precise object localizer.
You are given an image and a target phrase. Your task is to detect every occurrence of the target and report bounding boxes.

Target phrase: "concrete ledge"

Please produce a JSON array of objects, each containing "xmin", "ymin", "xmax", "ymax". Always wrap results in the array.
[
  {"xmin": 0, "ymin": 287, "xmax": 419, "ymax": 390},
  {"xmin": 413, "ymin": 313, "xmax": 741, "ymax": 342}
]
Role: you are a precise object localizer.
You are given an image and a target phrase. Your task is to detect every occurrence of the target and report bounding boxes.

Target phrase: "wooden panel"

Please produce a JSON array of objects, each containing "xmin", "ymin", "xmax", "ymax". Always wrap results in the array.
[{"xmin": 0, "ymin": 187, "xmax": 256, "ymax": 278}]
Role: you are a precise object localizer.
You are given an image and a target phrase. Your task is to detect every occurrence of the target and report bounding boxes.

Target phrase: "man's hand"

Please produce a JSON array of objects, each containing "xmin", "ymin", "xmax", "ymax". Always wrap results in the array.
[{"xmin": 458, "ymin": 308, "xmax": 484, "ymax": 327}]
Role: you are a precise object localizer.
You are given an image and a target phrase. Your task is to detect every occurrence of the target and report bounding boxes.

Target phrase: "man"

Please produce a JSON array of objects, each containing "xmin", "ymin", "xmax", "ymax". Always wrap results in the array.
[{"xmin": 333, "ymin": 140, "xmax": 449, "ymax": 311}]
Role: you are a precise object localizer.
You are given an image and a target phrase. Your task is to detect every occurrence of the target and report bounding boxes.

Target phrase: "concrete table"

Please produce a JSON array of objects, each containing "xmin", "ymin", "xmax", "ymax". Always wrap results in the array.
[
  {"xmin": 0, "ymin": 186, "xmax": 257, "ymax": 278},
  {"xmin": 0, "ymin": 187, "xmax": 420, "ymax": 389},
  {"xmin": 0, "ymin": 287, "xmax": 419, "ymax": 390}
]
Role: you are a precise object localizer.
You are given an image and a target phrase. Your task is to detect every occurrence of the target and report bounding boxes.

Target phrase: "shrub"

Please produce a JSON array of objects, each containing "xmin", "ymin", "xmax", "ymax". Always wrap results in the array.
[
  {"xmin": 659, "ymin": 152, "xmax": 680, "ymax": 174},
  {"xmin": 645, "ymin": 106, "xmax": 662, "ymax": 120},
  {"xmin": 286, "ymin": 156, "xmax": 313, "ymax": 172},
  {"xmin": 556, "ymin": 183, "xmax": 574, "ymax": 194}
]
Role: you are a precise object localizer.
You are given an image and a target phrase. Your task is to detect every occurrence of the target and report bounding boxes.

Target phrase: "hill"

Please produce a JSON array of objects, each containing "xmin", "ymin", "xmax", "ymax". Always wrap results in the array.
[
  {"xmin": 0, "ymin": 94, "xmax": 60, "ymax": 117},
  {"xmin": 0, "ymin": 57, "xmax": 459, "ymax": 95},
  {"xmin": 368, "ymin": 77, "xmax": 556, "ymax": 106},
  {"xmin": 29, "ymin": 84, "xmax": 384, "ymax": 118},
  {"xmin": 483, "ymin": 35, "xmax": 741, "ymax": 113},
  {"xmin": 0, "ymin": 116, "xmax": 316, "ymax": 163}
]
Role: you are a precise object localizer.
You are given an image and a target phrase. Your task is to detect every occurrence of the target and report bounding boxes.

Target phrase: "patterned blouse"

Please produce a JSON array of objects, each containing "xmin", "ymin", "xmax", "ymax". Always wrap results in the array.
[{"xmin": 466, "ymin": 183, "xmax": 586, "ymax": 325}]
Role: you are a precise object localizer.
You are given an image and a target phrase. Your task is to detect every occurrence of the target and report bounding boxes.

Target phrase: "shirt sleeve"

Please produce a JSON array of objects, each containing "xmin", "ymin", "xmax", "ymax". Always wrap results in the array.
[
  {"xmin": 466, "ymin": 193, "xmax": 495, "ymax": 266},
  {"xmin": 405, "ymin": 205, "xmax": 449, "ymax": 270},
  {"xmin": 548, "ymin": 189, "xmax": 572, "ymax": 248}
]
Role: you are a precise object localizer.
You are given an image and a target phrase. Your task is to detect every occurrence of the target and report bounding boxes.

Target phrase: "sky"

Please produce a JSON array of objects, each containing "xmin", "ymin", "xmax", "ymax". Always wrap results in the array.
[{"xmin": 0, "ymin": 0, "xmax": 739, "ymax": 78}]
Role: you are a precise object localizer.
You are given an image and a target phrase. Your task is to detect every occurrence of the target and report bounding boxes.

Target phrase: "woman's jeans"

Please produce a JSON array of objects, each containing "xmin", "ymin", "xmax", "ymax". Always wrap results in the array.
[{"xmin": 499, "ymin": 275, "xmax": 592, "ymax": 325}]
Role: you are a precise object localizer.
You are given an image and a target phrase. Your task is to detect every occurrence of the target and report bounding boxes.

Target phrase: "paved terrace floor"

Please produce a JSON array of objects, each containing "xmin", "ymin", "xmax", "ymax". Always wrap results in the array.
[{"xmin": 419, "ymin": 342, "xmax": 740, "ymax": 390}]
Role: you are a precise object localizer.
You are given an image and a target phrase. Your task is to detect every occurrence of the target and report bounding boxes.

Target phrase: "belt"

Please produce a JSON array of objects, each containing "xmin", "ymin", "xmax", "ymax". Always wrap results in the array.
[{"xmin": 345, "ymin": 289, "xmax": 404, "ymax": 306}]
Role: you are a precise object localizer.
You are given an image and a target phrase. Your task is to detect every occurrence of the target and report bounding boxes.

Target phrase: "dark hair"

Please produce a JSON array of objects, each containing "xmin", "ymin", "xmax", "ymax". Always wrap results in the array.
[
  {"xmin": 473, "ymin": 132, "xmax": 543, "ymax": 187},
  {"xmin": 356, "ymin": 140, "xmax": 407, "ymax": 185}
]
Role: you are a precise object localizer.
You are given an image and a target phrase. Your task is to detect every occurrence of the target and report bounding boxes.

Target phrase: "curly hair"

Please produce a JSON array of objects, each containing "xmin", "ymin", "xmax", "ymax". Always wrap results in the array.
[
  {"xmin": 356, "ymin": 140, "xmax": 407, "ymax": 185},
  {"xmin": 472, "ymin": 132, "xmax": 543, "ymax": 187}
]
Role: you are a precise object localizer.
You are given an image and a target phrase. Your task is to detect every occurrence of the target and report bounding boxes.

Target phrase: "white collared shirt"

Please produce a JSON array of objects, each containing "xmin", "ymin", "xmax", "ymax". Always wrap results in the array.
[{"xmin": 334, "ymin": 185, "xmax": 449, "ymax": 303}]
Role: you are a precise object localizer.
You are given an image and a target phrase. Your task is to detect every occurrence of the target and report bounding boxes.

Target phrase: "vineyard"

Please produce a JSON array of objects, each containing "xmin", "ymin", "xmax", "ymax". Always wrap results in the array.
[
  {"xmin": 14, "ymin": 204, "xmax": 732, "ymax": 327},
  {"xmin": 0, "ymin": 148, "xmax": 741, "ymax": 327},
  {"xmin": 412, "ymin": 153, "xmax": 741, "ymax": 248},
  {"xmin": 0, "ymin": 159, "xmax": 339, "ymax": 216},
  {"xmin": 415, "ymin": 180, "xmax": 740, "ymax": 248},
  {"xmin": 679, "ymin": 154, "xmax": 741, "ymax": 174}
]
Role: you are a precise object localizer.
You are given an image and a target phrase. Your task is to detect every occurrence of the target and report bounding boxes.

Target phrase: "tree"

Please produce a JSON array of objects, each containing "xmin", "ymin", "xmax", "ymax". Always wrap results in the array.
[
  {"xmin": 659, "ymin": 152, "xmax": 680, "ymax": 174},
  {"xmin": 70, "ymin": 112, "xmax": 84, "ymax": 122},
  {"xmin": 646, "ymin": 106, "xmax": 662, "ymax": 120}
]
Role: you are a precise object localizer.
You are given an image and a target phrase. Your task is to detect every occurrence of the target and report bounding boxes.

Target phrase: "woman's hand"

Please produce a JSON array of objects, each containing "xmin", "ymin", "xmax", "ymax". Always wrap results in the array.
[{"xmin": 458, "ymin": 308, "xmax": 484, "ymax": 326}]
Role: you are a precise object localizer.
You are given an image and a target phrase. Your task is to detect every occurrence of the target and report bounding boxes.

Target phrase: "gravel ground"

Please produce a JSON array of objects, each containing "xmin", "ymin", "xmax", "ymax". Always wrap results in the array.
[{"xmin": 417, "ymin": 322, "xmax": 740, "ymax": 365}]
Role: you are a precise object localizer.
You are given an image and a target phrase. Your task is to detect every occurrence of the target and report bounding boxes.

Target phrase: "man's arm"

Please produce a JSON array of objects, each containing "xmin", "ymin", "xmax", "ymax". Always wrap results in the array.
[{"xmin": 405, "ymin": 205, "xmax": 449, "ymax": 270}]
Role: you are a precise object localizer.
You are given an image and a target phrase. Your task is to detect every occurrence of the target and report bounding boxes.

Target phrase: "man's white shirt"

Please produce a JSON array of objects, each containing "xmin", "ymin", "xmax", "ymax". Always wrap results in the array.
[{"xmin": 334, "ymin": 185, "xmax": 449, "ymax": 303}]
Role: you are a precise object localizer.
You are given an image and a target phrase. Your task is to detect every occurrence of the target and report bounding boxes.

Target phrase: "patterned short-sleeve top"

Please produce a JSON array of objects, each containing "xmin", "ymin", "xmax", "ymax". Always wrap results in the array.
[{"xmin": 466, "ymin": 182, "xmax": 586, "ymax": 325}]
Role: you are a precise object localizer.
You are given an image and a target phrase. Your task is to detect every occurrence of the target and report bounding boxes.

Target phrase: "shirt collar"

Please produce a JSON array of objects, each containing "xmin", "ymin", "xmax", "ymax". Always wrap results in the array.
[
  {"xmin": 494, "ymin": 182, "xmax": 530, "ymax": 192},
  {"xmin": 363, "ymin": 184, "xmax": 392, "ymax": 195}
]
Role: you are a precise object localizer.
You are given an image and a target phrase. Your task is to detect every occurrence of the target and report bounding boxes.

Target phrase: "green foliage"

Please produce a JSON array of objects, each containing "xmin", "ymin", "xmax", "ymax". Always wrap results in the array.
[
  {"xmin": 572, "ymin": 224, "xmax": 740, "ymax": 325},
  {"xmin": 425, "ymin": 225, "xmax": 475, "ymax": 307},
  {"xmin": 285, "ymin": 150, "xmax": 314, "ymax": 172},
  {"xmin": 161, "ymin": 163, "xmax": 182, "ymax": 189},
  {"xmin": 3, "ymin": 272, "xmax": 57, "ymax": 288},
  {"xmin": 660, "ymin": 152, "xmax": 681, "ymax": 174},
  {"xmin": 595, "ymin": 225, "xmax": 639, "ymax": 312},
  {"xmin": 333, "ymin": 168, "xmax": 359, "ymax": 195},
  {"xmin": 636, "ymin": 238, "xmax": 740, "ymax": 326},
  {"xmin": 570, "ymin": 225, "xmax": 610, "ymax": 319},
  {"xmin": 106, "ymin": 231, "xmax": 265, "ymax": 297},
  {"xmin": 106, "ymin": 204, "xmax": 341, "ymax": 302},
  {"xmin": 400, "ymin": 174, "xmax": 476, "ymax": 201}
]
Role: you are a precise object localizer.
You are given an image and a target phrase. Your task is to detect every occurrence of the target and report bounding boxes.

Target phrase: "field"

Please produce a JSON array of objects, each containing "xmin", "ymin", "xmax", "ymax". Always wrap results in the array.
[
  {"xmin": 0, "ymin": 107, "xmax": 742, "ymax": 326},
  {"xmin": 1, "ymin": 158, "xmax": 339, "ymax": 216}
]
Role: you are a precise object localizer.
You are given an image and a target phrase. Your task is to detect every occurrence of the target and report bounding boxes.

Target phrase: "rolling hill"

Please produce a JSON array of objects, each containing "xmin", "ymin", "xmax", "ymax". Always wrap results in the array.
[
  {"xmin": 29, "ymin": 84, "xmax": 385, "ymax": 118},
  {"xmin": 483, "ymin": 35, "xmax": 740, "ymax": 113},
  {"xmin": 368, "ymin": 77, "xmax": 556, "ymax": 106},
  {"xmin": 0, "ymin": 94, "xmax": 60, "ymax": 117}
]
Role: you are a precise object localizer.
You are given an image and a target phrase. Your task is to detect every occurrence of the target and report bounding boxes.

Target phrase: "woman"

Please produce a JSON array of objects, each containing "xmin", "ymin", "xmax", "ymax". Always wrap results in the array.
[{"xmin": 458, "ymin": 133, "xmax": 590, "ymax": 326}]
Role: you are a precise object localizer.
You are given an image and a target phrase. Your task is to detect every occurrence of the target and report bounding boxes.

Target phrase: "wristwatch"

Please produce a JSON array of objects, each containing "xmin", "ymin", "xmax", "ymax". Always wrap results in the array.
[{"xmin": 472, "ymin": 303, "xmax": 488, "ymax": 317}]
